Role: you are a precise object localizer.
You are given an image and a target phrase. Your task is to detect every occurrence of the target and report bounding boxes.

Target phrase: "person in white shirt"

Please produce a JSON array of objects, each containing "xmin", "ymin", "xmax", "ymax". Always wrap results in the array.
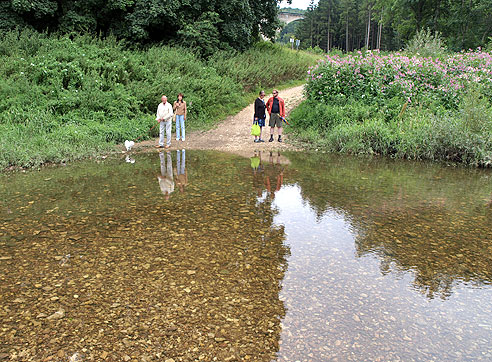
[{"xmin": 156, "ymin": 95, "xmax": 174, "ymax": 148}]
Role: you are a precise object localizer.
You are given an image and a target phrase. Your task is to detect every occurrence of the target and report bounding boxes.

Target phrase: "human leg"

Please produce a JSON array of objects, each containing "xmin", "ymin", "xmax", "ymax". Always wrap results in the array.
[
  {"xmin": 180, "ymin": 116, "xmax": 185, "ymax": 141},
  {"xmin": 268, "ymin": 114, "xmax": 277, "ymax": 142},
  {"xmin": 165, "ymin": 120, "xmax": 172, "ymax": 147},
  {"xmin": 159, "ymin": 121, "xmax": 165, "ymax": 146},
  {"xmin": 258, "ymin": 118, "xmax": 265, "ymax": 142},
  {"xmin": 175, "ymin": 116, "xmax": 180, "ymax": 141},
  {"xmin": 176, "ymin": 115, "xmax": 185, "ymax": 141}
]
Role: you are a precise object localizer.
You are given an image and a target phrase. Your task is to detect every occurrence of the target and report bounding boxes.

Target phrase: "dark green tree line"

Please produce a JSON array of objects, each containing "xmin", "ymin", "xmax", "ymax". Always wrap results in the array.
[
  {"xmin": 0, "ymin": 0, "xmax": 286, "ymax": 55},
  {"xmin": 294, "ymin": 0, "xmax": 492, "ymax": 52}
]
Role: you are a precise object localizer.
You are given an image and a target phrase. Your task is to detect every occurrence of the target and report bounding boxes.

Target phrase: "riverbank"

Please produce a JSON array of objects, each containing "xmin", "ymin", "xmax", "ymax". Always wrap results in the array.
[
  {"xmin": 288, "ymin": 50, "xmax": 492, "ymax": 167},
  {"xmin": 0, "ymin": 31, "xmax": 319, "ymax": 170}
]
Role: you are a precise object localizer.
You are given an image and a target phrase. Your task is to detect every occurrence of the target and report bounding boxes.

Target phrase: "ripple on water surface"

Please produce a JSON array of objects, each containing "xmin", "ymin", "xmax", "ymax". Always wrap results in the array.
[{"xmin": 0, "ymin": 150, "xmax": 491, "ymax": 361}]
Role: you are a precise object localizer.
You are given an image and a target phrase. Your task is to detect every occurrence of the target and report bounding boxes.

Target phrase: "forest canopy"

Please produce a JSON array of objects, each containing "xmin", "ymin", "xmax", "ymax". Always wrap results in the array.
[
  {"xmin": 294, "ymin": 0, "xmax": 492, "ymax": 52},
  {"xmin": 0, "ymin": 0, "xmax": 285, "ymax": 54}
]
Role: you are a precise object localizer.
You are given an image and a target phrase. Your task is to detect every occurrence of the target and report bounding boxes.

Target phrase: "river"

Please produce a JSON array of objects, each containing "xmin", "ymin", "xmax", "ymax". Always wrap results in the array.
[{"xmin": 1, "ymin": 150, "xmax": 491, "ymax": 361}]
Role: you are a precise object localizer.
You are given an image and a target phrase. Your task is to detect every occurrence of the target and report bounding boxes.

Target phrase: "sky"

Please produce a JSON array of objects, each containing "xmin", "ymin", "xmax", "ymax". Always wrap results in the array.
[{"xmin": 280, "ymin": 0, "xmax": 319, "ymax": 10}]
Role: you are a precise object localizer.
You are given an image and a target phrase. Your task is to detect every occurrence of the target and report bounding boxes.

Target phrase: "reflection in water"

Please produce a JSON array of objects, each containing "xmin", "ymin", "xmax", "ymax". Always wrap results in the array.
[
  {"xmin": 175, "ymin": 149, "xmax": 188, "ymax": 193},
  {"xmin": 125, "ymin": 155, "xmax": 135, "ymax": 164},
  {"xmin": 157, "ymin": 151, "xmax": 174, "ymax": 199},
  {"xmin": 287, "ymin": 152, "xmax": 492, "ymax": 299},
  {"xmin": 0, "ymin": 152, "xmax": 289, "ymax": 361},
  {"xmin": 250, "ymin": 151, "xmax": 285, "ymax": 200},
  {"xmin": 355, "ymin": 205, "xmax": 492, "ymax": 299},
  {"xmin": 1, "ymin": 150, "xmax": 492, "ymax": 361},
  {"xmin": 274, "ymin": 152, "xmax": 492, "ymax": 361},
  {"xmin": 265, "ymin": 152, "xmax": 284, "ymax": 199}
]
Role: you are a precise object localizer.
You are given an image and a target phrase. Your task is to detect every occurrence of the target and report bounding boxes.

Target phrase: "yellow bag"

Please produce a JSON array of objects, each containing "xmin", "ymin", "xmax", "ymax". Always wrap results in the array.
[
  {"xmin": 250, "ymin": 156, "xmax": 260, "ymax": 169},
  {"xmin": 251, "ymin": 122, "xmax": 260, "ymax": 137}
]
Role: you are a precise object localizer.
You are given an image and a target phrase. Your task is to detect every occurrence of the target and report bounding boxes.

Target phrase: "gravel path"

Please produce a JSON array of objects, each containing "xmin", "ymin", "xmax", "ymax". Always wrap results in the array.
[{"xmin": 130, "ymin": 85, "xmax": 306, "ymax": 157}]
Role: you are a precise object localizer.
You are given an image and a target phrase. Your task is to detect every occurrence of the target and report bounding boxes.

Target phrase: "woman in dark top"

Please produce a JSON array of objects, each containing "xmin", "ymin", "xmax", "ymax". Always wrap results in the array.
[{"xmin": 253, "ymin": 90, "xmax": 266, "ymax": 143}]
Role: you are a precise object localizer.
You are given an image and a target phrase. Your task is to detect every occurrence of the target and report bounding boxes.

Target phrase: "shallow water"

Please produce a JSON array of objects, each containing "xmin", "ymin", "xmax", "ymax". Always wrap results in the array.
[{"xmin": 1, "ymin": 150, "xmax": 492, "ymax": 361}]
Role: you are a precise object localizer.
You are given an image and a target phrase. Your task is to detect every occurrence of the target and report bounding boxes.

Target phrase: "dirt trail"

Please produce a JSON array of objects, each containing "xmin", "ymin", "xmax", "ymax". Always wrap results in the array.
[{"xmin": 131, "ymin": 85, "xmax": 305, "ymax": 158}]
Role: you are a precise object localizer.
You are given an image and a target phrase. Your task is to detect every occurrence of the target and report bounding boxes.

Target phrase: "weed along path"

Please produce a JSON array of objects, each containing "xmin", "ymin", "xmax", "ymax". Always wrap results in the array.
[{"xmin": 131, "ymin": 85, "xmax": 305, "ymax": 157}]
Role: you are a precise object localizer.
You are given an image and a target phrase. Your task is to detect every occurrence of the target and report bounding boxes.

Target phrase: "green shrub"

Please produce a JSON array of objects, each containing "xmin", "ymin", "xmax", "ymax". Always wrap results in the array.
[
  {"xmin": 405, "ymin": 28, "xmax": 447, "ymax": 58},
  {"xmin": 209, "ymin": 42, "xmax": 320, "ymax": 91},
  {"xmin": 296, "ymin": 46, "xmax": 492, "ymax": 167},
  {"xmin": 290, "ymin": 99, "xmax": 492, "ymax": 166},
  {"xmin": 0, "ymin": 31, "xmax": 318, "ymax": 169},
  {"xmin": 325, "ymin": 119, "xmax": 397, "ymax": 155},
  {"xmin": 459, "ymin": 86, "xmax": 492, "ymax": 134},
  {"xmin": 289, "ymin": 100, "xmax": 382, "ymax": 132}
]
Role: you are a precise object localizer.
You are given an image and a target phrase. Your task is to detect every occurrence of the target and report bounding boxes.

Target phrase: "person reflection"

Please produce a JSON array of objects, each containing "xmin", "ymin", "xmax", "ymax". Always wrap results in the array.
[
  {"xmin": 250, "ymin": 150, "xmax": 264, "ymax": 196},
  {"xmin": 157, "ymin": 151, "xmax": 174, "ymax": 200},
  {"xmin": 174, "ymin": 149, "xmax": 188, "ymax": 193},
  {"xmin": 265, "ymin": 151, "xmax": 283, "ymax": 199}
]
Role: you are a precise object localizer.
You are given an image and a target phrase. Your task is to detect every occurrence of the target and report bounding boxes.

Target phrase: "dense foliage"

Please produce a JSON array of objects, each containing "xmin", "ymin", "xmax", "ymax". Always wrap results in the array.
[
  {"xmin": 0, "ymin": 30, "xmax": 317, "ymax": 169},
  {"xmin": 290, "ymin": 50, "xmax": 492, "ymax": 166},
  {"xmin": 306, "ymin": 50, "xmax": 492, "ymax": 108},
  {"xmin": 0, "ymin": 0, "xmax": 283, "ymax": 54},
  {"xmin": 294, "ymin": 0, "xmax": 492, "ymax": 52}
]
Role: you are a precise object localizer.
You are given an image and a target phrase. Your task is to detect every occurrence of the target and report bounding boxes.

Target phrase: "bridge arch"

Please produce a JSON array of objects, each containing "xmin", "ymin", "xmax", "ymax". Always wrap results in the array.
[{"xmin": 278, "ymin": 11, "xmax": 304, "ymax": 25}]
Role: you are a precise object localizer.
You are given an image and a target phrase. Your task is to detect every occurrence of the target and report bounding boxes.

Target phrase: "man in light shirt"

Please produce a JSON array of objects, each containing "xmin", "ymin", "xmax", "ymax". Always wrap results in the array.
[{"xmin": 156, "ymin": 95, "xmax": 174, "ymax": 148}]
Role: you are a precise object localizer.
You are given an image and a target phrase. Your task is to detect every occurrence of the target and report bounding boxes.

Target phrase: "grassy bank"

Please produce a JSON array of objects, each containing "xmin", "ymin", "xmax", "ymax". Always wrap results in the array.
[
  {"xmin": 289, "ymin": 50, "xmax": 492, "ymax": 167},
  {"xmin": 0, "ymin": 30, "xmax": 319, "ymax": 169}
]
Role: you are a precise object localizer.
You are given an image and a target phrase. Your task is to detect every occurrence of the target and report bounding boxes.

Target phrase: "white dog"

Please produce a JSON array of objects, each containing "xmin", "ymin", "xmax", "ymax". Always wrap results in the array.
[{"xmin": 124, "ymin": 140, "xmax": 135, "ymax": 151}]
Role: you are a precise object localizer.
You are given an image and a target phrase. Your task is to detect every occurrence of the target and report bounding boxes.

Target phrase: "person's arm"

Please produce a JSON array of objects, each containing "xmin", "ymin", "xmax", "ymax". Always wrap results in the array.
[
  {"xmin": 156, "ymin": 104, "xmax": 161, "ymax": 122},
  {"xmin": 165, "ymin": 103, "xmax": 173, "ymax": 121},
  {"xmin": 254, "ymin": 99, "xmax": 259, "ymax": 120},
  {"xmin": 184, "ymin": 101, "xmax": 187, "ymax": 120},
  {"xmin": 266, "ymin": 98, "xmax": 272, "ymax": 114}
]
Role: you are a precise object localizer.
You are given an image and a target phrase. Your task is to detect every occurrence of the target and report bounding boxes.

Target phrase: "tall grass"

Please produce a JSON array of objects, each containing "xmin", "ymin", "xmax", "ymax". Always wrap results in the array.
[
  {"xmin": 209, "ymin": 42, "xmax": 320, "ymax": 91},
  {"xmin": 0, "ymin": 30, "xmax": 317, "ymax": 169},
  {"xmin": 290, "ymin": 93, "xmax": 492, "ymax": 166}
]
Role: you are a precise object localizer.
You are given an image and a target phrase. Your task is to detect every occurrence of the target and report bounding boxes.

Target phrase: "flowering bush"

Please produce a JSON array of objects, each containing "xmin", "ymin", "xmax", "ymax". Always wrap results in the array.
[
  {"xmin": 290, "ymin": 50, "xmax": 492, "ymax": 166},
  {"xmin": 305, "ymin": 50, "xmax": 492, "ymax": 110}
]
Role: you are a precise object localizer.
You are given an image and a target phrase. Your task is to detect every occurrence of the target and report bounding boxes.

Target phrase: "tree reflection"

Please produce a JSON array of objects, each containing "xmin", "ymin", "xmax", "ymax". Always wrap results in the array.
[
  {"xmin": 355, "ymin": 205, "xmax": 492, "ymax": 299},
  {"xmin": 288, "ymin": 152, "xmax": 492, "ymax": 300}
]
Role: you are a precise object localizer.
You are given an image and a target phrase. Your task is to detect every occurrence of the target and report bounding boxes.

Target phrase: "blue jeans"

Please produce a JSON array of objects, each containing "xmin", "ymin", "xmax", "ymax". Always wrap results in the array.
[
  {"xmin": 177, "ymin": 149, "xmax": 185, "ymax": 175},
  {"xmin": 175, "ymin": 115, "xmax": 185, "ymax": 140}
]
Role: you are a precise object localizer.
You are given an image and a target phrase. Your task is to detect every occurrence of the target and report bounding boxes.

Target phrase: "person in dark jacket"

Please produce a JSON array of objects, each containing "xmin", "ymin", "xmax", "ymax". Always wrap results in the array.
[{"xmin": 253, "ymin": 90, "xmax": 266, "ymax": 143}]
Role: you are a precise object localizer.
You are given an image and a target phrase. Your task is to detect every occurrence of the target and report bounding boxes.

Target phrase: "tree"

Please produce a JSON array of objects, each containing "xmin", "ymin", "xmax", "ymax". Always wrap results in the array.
[
  {"xmin": 292, "ymin": 0, "xmax": 491, "ymax": 52},
  {"xmin": 0, "ymin": 0, "xmax": 286, "ymax": 55},
  {"xmin": 340, "ymin": 0, "xmax": 356, "ymax": 51}
]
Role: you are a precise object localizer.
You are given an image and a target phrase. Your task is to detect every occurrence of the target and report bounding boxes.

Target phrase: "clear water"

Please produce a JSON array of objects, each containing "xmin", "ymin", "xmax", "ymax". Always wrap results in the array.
[{"xmin": 1, "ymin": 150, "xmax": 491, "ymax": 361}]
